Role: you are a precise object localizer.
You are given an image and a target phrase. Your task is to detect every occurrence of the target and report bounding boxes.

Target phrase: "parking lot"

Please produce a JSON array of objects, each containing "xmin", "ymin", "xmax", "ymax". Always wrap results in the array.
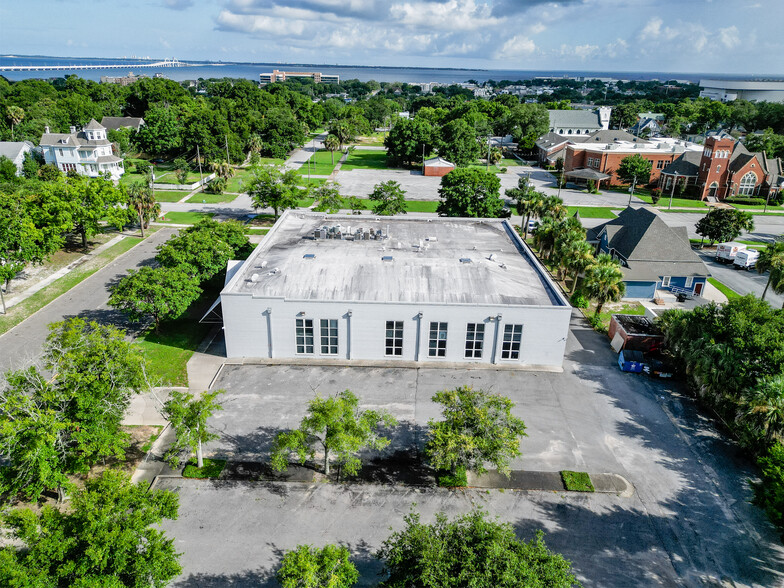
[{"xmin": 159, "ymin": 310, "xmax": 784, "ymax": 587}]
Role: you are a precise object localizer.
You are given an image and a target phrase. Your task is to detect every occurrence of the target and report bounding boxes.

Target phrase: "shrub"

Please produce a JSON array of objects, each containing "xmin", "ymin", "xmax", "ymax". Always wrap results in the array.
[
  {"xmin": 650, "ymin": 188, "xmax": 662, "ymax": 205},
  {"xmin": 570, "ymin": 292, "xmax": 589, "ymax": 308},
  {"xmin": 725, "ymin": 197, "xmax": 768, "ymax": 206},
  {"xmin": 500, "ymin": 167, "xmax": 508, "ymax": 173},
  {"xmin": 588, "ymin": 313, "xmax": 607, "ymax": 333},
  {"xmin": 561, "ymin": 470, "xmax": 594, "ymax": 492},
  {"xmin": 752, "ymin": 442, "xmax": 784, "ymax": 535},
  {"xmin": 205, "ymin": 177, "xmax": 227, "ymax": 194},
  {"xmin": 437, "ymin": 466, "xmax": 467, "ymax": 487}
]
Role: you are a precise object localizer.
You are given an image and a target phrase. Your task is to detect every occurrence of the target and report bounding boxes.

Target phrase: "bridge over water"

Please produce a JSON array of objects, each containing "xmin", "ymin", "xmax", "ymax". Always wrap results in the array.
[{"xmin": 0, "ymin": 58, "xmax": 188, "ymax": 72}]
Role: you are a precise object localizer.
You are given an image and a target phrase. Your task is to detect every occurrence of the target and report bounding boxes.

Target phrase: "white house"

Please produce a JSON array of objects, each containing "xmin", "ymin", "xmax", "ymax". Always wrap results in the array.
[
  {"xmin": 39, "ymin": 119, "xmax": 124, "ymax": 180},
  {"xmin": 219, "ymin": 212, "xmax": 572, "ymax": 370},
  {"xmin": 0, "ymin": 141, "xmax": 34, "ymax": 176}
]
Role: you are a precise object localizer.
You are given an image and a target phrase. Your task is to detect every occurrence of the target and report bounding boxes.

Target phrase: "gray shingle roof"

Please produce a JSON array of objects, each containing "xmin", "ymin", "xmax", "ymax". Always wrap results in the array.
[
  {"xmin": 583, "ymin": 129, "xmax": 650, "ymax": 144},
  {"xmin": 84, "ymin": 119, "xmax": 104, "ymax": 130},
  {"xmin": 589, "ymin": 207, "xmax": 709, "ymax": 280},
  {"xmin": 661, "ymin": 151, "xmax": 702, "ymax": 177},
  {"xmin": 0, "ymin": 141, "xmax": 33, "ymax": 161},
  {"xmin": 100, "ymin": 116, "xmax": 145, "ymax": 131},
  {"xmin": 40, "ymin": 131, "xmax": 110, "ymax": 148},
  {"xmin": 548, "ymin": 110, "xmax": 601, "ymax": 130},
  {"xmin": 535, "ymin": 132, "xmax": 570, "ymax": 150}
]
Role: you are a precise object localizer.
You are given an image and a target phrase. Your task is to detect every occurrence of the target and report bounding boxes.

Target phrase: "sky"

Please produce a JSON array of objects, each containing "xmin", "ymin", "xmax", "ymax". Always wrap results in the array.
[{"xmin": 2, "ymin": 0, "xmax": 783, "ymax": 74}]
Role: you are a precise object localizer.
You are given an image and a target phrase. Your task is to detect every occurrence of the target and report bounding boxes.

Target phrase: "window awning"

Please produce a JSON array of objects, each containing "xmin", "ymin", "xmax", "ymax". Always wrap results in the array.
[{"xmin": 565, "ymin": 168, "xmax": 611, "ymax": 181}]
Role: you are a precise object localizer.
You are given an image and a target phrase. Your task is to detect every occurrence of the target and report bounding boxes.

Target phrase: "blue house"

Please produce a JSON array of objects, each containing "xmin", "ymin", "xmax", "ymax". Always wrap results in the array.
[{"xmin": 586, "ymin": 207, "xmax": 710, "ymax": 299}]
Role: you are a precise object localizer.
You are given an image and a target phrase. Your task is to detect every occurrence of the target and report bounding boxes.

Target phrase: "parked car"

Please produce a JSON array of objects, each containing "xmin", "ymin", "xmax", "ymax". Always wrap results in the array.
[
  {"xmin": 527, "ymin": 219, "xmax": 540, "ymax": 232},
  {"xmin": 716, "ymin": 242, "xmax": 746, "ymax": 264},
  {"xmin": 733, "ymin": 249, "xmax": 759, "ymax": 270}
]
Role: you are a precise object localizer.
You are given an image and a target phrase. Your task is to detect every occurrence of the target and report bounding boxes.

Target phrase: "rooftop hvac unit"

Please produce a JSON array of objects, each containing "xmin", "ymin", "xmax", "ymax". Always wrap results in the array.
[
  {"xmin": 460, "ymin": 258, "xmax": 472, "ymax": 264},
  {"xmin": 303, "ymin": 254, "xmax": 316, "ymax": 259},
  {"xmin": 382, "ymin": 255, "xmax": 394, "ymax": 262},
  {"xmin": 488, "ymin": 253, "xmax": 497, "ymax": 261},
  {"xmin": 250, "ymin": 273, "xmax": 259, "ymax": 282},
  {"xmin": 269, "ymin": 268, "xmax": 280, "ymax": 275}
]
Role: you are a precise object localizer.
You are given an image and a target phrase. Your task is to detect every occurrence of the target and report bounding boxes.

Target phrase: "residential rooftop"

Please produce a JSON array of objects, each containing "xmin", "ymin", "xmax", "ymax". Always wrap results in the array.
[{"xmin": 224, "ymin": 212, "xmax": 564, "ymax": 307}]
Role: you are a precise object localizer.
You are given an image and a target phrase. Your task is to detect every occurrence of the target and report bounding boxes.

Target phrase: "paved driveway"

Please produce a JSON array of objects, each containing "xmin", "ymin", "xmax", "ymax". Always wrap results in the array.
[
  {"xmin": 160, "ymin": 311, "xmax": 784, "ymax": 587},
  {"xmin": 697, "ymin": 250, "xmax": 784, "ymax": 308}
]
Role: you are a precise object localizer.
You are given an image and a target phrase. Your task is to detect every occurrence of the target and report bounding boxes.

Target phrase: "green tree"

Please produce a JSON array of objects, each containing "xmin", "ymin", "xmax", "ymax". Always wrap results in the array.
[
  {"xmin": 426, "ymin": 386, "xmax": 527, "ymax": 478},
  {"xmin": 552, "ymin": 226, "xmax": 588, "ymax": 281},
  {"xmin": 438, "ymin": 118, "xmax": 480, "ymax": 167},
  {"xmin": 564, "ymin": 240, "xmax": 595, "ymax": 294},
  {"xmin": 616, "ymin": 154, "xmax": 653, "ymax": 188},
  {"xmin": 384, "ymin": 117, "xmax": 436, "ymax": 167},
  {"xmin": 270, "ymin": 390, "xmax": 397, "ymax": 477},
  {"xmin": 127, "ymin": 181, "xmax": 160, "ymax": 237},
  {"xmin": 156, "ymin": 230, "xmax": 234, "ymax": 281},
  {"xmin": 313, "ymin": 183, "xmax": 345, "ymax": 214},
  {"xmin": 162, "ymin": 389, "xmax": 224, "ymax": 468},
  {"xmin": 376, "ymin": 509, "xmax": 580, "ymax": 588},
  {"xmin": 109, "ymin": 266, "xmax": 201, "ymax": 334},
  {"xmin": 134, "ymin": 105, "xmax": 183, "ymax": 157},
  {"xmin": 540, "ymin": 195, "xmax": 568, "ymax": 221},
  {"xmin": 324, "ymin": 134, "xmax": 341, "ymax": 165},
  {"xmin": 185, "ymin": 218, "xmax": 253, "ymax": 259},
  {"xmin": 248, "ymin": 164, "xmax": 306, "ymax": 220},
  {"xmin": 346, "ymin": 196, "xmax": 367, "ymax": 214},
  {"xmin": 0, "ymin": 318, "xmax": 150, "ymax": 501},
  {"xmin": 501, "ymin": 103, "xmax": 549, "ymax": 149},
  {"xmin": 0, "ymin": 156, "xmax": 17, "ymax": 181},
  {"xmin": 276, "ymin": 544, "xmax": 359, "ymax": 588},
  {"xmin": 65, "ymin": 175, "xmax": 127, "ymax": 249},
  {"xmin": 369, "ymin": 180, "xmax": 407, "ymax": 216},
  {"xmin": 210, "ymin": 160, "xmax": 235, "ymax": 181},
  {"xmin": 437, "ymin": 168, "xmax": 506, "ymax": 218},
  {"xmin": 695, "ymin": 208, "xmax": 755, "ymax": 246},
  {"xmin": 173, "ymin": 157, "xmax": 190, "ymax": 185},
  {"xmin": 583, "ymin": 253, "xmax": 626, "ymax": 316},
  {"xmin": 757, "ymin": 240, "xmax": 784, "ymax": 301},
  {"xmin": 743, "ymin": 375, "xmax": 784, "ymax": 443},
  {"xmin": 0, "ymin": 470, "xmax": 181, "ymax": 587}
]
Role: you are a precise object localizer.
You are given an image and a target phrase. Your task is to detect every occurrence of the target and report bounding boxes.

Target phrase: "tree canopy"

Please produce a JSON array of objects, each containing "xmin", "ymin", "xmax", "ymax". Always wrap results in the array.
[
  {"xmin": 276, "ymin": 544, "xmax": 359, "ymax": 588},
  {"xmin": 247, "ymin": 163, "xmax": 306, "ymax": 219},
  {"xmin": 368, "ymin": 180, "xmax": 407, "ymax": 216},
  {"xmin": 695, "ymin": 208, "xmax": 755, "ymax": 245},
  {"xmin": 376, "ymin": 509, "xmax": 580, "ymax": 588},
  {"xmin": 437, "ymin": 168, "xmax": 506, "ymax": 218},
  {"xmin": 0, "ymin": 470, "xmax": 181, "ymax": 587},
  {"xmin": 271, "ymin": 390, "xmax": 397, "ymax": 477}
]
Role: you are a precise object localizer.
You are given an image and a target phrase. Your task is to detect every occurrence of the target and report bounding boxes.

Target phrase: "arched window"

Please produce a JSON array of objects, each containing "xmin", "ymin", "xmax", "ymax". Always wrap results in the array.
[{"xmin": 739, "ymin": 171, "xmax": 757, "ymax": 195}]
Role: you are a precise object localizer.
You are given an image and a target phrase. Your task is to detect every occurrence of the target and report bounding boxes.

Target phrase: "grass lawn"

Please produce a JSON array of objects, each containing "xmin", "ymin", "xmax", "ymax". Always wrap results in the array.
[
  {"xmin": 245, "ymin": 227, "xmax": 270, "ymax": 235},
  {"xmin": 0, "ymin": 236, "xmax": 143, "ymax": 336},
  {"xmin": 567, "ymin": 206, "xmax": 617, "ymax": 219},
  {"xmin": 561, "ymin": 471, "xmax": 595, "ymax": 492},
  {"xmin": 636, "ymin": 194, "xmax": 708, "ymax": 208},
  {"xmin": 586, "ymin": 301, "xmax": 645, "ymax": 332},
  {"xmin": 139, "ymin": 425, "xmax": 164, "ymax": 453},
  {"xmin": 187, "ymin": 192, "xmax": 238, "ymax": 204},
  {"xmin": 297, "ymin": 178, "xmax": 328, "ymax": 188},
  {"xmin": 154, "ymin": 190, "xmax": 189, "ymax": 203},
  {"xmin": 499, "ymin": 158, "xmax": 522, "ymax": 167},
  {"xmin": 183, "ymin": 458, "xmax": 226, "ymax": 479},
  {"xmin": 136, "ymin": 292, "xmax": 217, "ymax": 386},
  {"xmin": 152, "ymin": 170, "xmax": 202, "ymax": 185},
  {"xmin": 340, "ymin": 149, "xmax": 389, "ymax": 171},
  {"xmin": 404, "ymin": 200, "xmax": 439, "ymax": 213},
  {"xmin": 465, "ymin": 162, "xmax": 503, "ymax": 174},
  {"xmin": 225, "ymin": 169, "xmax": 253, "ymax": 193},
  {"xmin": 708, "ymin": 277, "xmax": 741, "ymax": 300},
  {"xmin": 728, "ymin": 201, "xmax": 783, "ymax": 211},
  {"xmin": 296, "ymin": 149, "xmax": 338, "ymax": 176},
  {"xmin": 157, "ymin": 211, "xmax": 215, "ymax": 225},
  {"xmin": 353, "ymin": 133, "xmax": 386, "ymax": 146}
]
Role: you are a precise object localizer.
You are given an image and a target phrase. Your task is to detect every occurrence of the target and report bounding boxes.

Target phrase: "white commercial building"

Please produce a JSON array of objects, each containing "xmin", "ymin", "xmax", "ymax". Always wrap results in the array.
[
  {"xmin": 220, "ymin": 212, "xmax": 571, "ymax": 370},
  {"xmin": 40, "ymin": 119, "xmax": 124, "ymax": 180},
  {"xmin": 699, "ymin": 79, "xmax": 784, "ymax": 103}
]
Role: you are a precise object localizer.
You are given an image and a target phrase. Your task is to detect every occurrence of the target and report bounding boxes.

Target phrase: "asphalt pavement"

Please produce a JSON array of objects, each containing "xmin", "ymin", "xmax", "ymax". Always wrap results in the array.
[
  {"xmin": 697, "ymin": 249, "xmax": 784, "ymax": 308},
  {"xmin": 0, "ymin": 228, "xmax": 177, "ymax": 374}
]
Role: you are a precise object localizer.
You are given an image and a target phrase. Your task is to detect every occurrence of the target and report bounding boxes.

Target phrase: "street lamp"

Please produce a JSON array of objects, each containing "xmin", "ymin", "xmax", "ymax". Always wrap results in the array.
[
  {"xmin": 627, "ymin": 174, "xmax": 637, "ymax": 206},
  {"xmin": 668, "ymin": 171, "xmax": 678, "ymax": 210}
]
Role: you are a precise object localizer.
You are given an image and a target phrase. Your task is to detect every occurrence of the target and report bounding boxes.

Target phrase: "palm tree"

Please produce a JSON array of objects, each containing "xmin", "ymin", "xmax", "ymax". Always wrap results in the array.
[
  {"xmin": 583, "ymin": 253, "xmax": 626, "ymax": 316},
  {"xmin": 541, "ymin": 195, "xmax": 568, "ymax": 221},
  {"xmin": 247, "ymin": 135, "xmax": 263, "ymax": 156},
  {"xmin": 6, "ymin": 106, "xmax": 24, "ymax": 141},
  {"xmin": 757, "ymin": 241, "xmax": 784, "ymax": 301},
  {"xmin": 553, "ymin": 228, "xmax": 586, "ymax": 280},
  {"xmin": 211, "ymin": 161, "xmax": 235, "ymax": 181},
  {"xmin": 126, "ymin": 181, "xmax": 159, "ymax": 238},
  {"xmin": 532, "ymin": 217, "xmax": 559, "ymax": 260},
  {"xmin": 743, "ymin": 375, "xmax": 784, "ymax": 443},
  {"xmin": 564, "ymin": 240, "xmax": 595, "ymax": 293},
  {"xmin": 324, "ymin": 134, "xmax": 341, "ymax": 165}
]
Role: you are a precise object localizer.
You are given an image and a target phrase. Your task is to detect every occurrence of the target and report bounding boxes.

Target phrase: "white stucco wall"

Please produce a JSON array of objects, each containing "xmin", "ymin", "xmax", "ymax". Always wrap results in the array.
[{"xmin": 222, "ymin": 295, "xmax": 571, "ymax": 369}]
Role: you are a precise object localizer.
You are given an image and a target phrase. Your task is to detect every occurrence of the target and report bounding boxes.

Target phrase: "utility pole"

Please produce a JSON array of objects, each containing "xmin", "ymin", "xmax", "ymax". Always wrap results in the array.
[
  {"xmin": 225, "ymin": 135, "xmax": 230, "ymax": 164},
  {"xmin": 422, "ymin": 144, "xmax": 425, "ymax": 173},
  {"xmin": 486, "ymin": 135, "xmax": 491, "ymax": 172}
]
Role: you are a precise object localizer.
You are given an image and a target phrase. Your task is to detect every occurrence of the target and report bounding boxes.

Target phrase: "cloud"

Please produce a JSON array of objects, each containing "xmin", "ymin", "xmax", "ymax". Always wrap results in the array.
[
  {"xmin": 496, "ymin": 35, "xmax": 537, "ymax": 58},
  {"xmin": 718, "ymin": 25, "xmax": 740, "ymax": 49}
]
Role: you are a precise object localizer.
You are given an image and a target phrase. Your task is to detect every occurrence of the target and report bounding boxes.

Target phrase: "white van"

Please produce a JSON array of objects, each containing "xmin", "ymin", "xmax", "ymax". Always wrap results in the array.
[
  {"xmin": 733, "ymin": 249, "xmax": 759, "ymax": 270},
  {"xmin": 716, "ymin": 242, "xmax": 746, "ymax": 264}
]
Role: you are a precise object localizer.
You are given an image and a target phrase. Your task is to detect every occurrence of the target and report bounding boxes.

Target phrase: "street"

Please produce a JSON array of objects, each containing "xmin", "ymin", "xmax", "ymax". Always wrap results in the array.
[{"xmin": 0, "ymin": 228, "xmax": 177, "ymax": 374}]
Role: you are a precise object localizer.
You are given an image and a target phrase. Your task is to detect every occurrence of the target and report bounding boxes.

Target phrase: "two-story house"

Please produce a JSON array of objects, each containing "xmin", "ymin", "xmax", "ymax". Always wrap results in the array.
[{"xmin": 39, "ymin": 119, "xmax": 124, "ymax": 180}]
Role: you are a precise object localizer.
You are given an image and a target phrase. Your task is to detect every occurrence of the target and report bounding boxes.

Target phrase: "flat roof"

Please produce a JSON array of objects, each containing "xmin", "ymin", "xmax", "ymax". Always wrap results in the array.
[{"xmin": 224, "ymin": 212, "xmax": 564, "ymax": 307}]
